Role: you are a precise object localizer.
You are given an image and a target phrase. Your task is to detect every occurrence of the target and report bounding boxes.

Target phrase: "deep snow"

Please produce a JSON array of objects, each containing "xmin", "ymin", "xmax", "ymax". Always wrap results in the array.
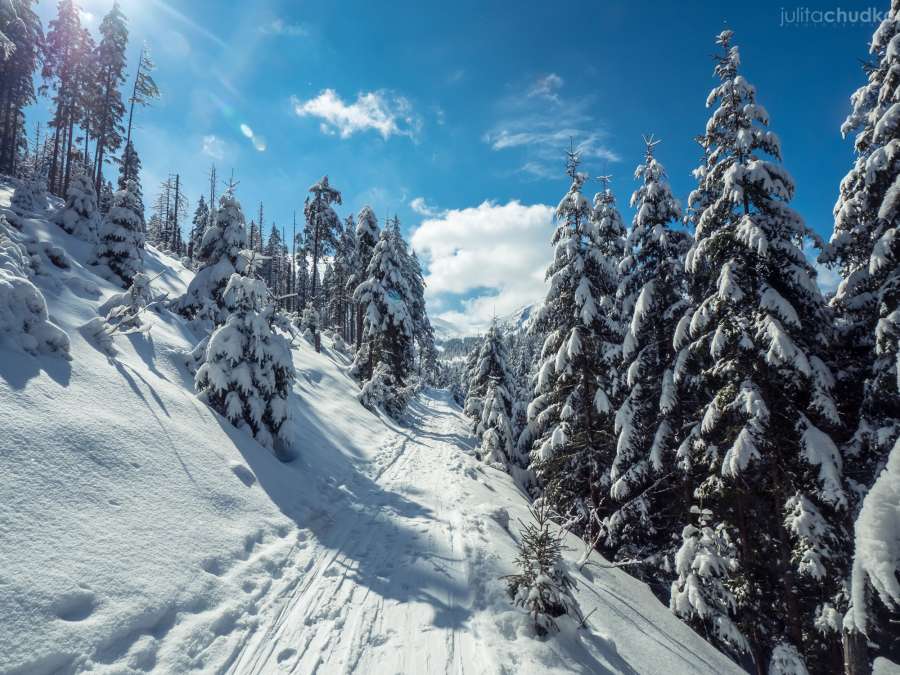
[{"xmin": 0, "ymin": 184, "xmax": 742, "ymax": 674}]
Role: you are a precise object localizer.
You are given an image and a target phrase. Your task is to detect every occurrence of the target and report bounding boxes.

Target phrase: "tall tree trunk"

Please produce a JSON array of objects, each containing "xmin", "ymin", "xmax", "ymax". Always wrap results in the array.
[
  {"xmin": 843, "ymin": 627, "xmax": 870, "ymax": 675},
  {"xmin": 62, "ymin": 106, "xmax": 76, "ymax": 195}
]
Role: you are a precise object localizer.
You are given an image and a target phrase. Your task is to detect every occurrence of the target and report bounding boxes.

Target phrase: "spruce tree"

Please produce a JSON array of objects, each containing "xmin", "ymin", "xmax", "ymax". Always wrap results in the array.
[
  {"xmin": 55, "ymin": 168, "xmax": 100, "ymax": 242},
  {"xmin": 176, "ymin": 191, "xmax": 247, "ymax": 325},
  {"xmin": 0, "ymin": 0, "xmax": 42, "ymax": 176},
  {"xmin": 478, "ymin": 378, "xmax": 516, "ymax": 469},
  {"xmin": 351, "ymin": 227, "xmax": 416, "ymax": 417},
  {"xmin": 303, "ymin": 175, "xmax": 341, "ymax": 309},
  {"xmin": 96, "ymin": 179, "xmax": 144, "ymax": 287},
  {"xmin": 352, "ymin": 205, "xmax": 380, "ymax": 349},
  {"xmin": 195, "ymin": 271, "xmax": 295, "ymax": 452},
  {"xmin": 823, "ymin": 6, "xmax": 900, "ymax": 666},
  {"xmin": 606, "ymin": 138, "xmax": 692, "ymax": 581},
  {"xmin": 464, "ymin": 320, "xmax": 516, "ymax": 436},
  {"xmin": 92, "ymin": 1, "xmax": 128, "ymax": 193},
  {"xmin": 188, "ymin": 196, "xmax": 209, "ymax": 263},
  {"xmin": 523, "ymin": 149, "xmax": 624, "ymax": 544},
  {"xmin": 670, "ymin": 31, "xmax": 846, "ymax": 673}
]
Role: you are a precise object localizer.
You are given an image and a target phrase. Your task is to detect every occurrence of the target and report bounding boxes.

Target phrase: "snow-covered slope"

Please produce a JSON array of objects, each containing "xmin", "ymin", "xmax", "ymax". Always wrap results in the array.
[{"xmin": 0, "ymin": 187, "xmax": 741, "ymax": 675}]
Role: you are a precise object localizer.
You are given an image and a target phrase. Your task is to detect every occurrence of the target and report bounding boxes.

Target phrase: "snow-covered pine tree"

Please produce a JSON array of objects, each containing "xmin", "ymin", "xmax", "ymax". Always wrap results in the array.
[
  {"xmin": 116, "ymin": 141, "xmax": 144, "ymax": 225},
  {"xmin": 523, "ymin": 149, "xmax": 624, "ymax": 544},
  {"xmin": 464, "ymin": 320, "xmax": 516, "ymax": 435},
  {"xmin": 670, "ymin": 31, "xmax": 846, "ymax": 673},
  {"xmin": 605, "ymin": 138, "xmax": 692, "ymax": 583},
  {"xmin": 478, "ymin": 377, "xmax": 516, "ymax": 469},
  {"xmin": 55, "ymin": 169, "xmax": 100, "ymax": 242},
  {"xmin": 351, "ymin": 226, "xmax": 416, "ymax": 417},
  {"xmin": 820, "ymin": 9, "xmax": 900, "ymax": 667},
  {"xmin": 95, "ymin": 179, "xmax": 144, "ymax": 287},
  {"xmin": 505, "ymin": 501, "xmax": 578, "ymax": 637},
  {"xmin": 176, "ymin": 190, "xmax": 247, "ymax": 326},
  {"xmin": 352, "ymin": 205, "xmax": 380, "ymax": 349},
  {"xmin": 303, "ymin": 175, "xmax": 342, "ymax": 312},
  {"xmin": 188, "ymin": 196, "xmax": 209, "ymax": 263},
  {"xmin": 99, "ymin": 180, "xmax": 114, "ymax": 216},
  {"xmin": 0, "ymin": 214, "xmax": 70, "ymax": 356},
  {"xmin": 195, "ymin": 270, "xmax": 295, "ymax": 452},
  {"xmin": 11, "ymin": 168, "xmax": 47, "ymax": 214}
]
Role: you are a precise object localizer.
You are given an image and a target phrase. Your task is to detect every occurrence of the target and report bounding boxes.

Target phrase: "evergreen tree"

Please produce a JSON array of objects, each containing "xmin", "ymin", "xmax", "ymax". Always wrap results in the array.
[
  {"xmin": 195, "ymin": 271, "xmax": 295, "ymax": 452},
  {"xmin": 122, "ymin": 44, "xmax": 158, "ymax": 172},
  {"xmin": 91, "ymin": 1, "xmax": 128, "ymax": 193},
  {"xmin": 0, "ymin": 0, "xmax": 43, "ymax": 176},
  {"xmin": 42, "ymin": 0, "xmax": 82, "ymax": 195},
  {"xmin": 605, "ymin": 138, "xmax": 692, "ymax": 582},
  {"xmin": 478, "ymin": 378, "xmax": 516, "ymax": 469},
  {"xmin": 55, "ymin": 168, "xmax": 100, "ymax": 242},
  {"xmin": 11, "ymin": 167, "xmax": 47, "ymax": 214},
  {"xmin": 188, "ymin": 196, "xmax": 209, "ymax": 263},
  {"xmin": 116, "ymin": 140, "xmax": 142, "ymax": 219},
  {"xmin": 264, "ymin": 223, "xmax": 285, "ymax": 299},
  {"xmin": 303, "ymin": 176, "xmax": 342, "ymax": 310},
  {"xmin": 505, "ymin": 502, "xmax": 578, "ymax": 637},
  {"xmin": 176, "ymin": 191, "xmax": 247, "ymax": 325},
  {"xmin": 351, "ymin": 227, "xmax": 416, "ymax": 417},
  {"xmin": 464, "ymin": 320, "xmax": 517, "ymax": 436},
  {"xmin": 96, "ymin": 179, "xmax": 144, "ymax": 287},
  {"xmin": 352, "ymin": 205, "xmax": 380, "ymax": 349},
  {"xmin": 820, "ymin": 8, "xmax": 900, "ymax": 667},
  {"xmin": 523, "ymin": 149, "xmax": 624, "ymax": 544},
  {"xmin": 670, "ymin": 31, "xmax": 846, "ymax": 672}
]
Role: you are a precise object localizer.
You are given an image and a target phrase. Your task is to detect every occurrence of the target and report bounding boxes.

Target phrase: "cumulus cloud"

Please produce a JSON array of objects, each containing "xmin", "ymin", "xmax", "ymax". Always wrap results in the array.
[
  {"xmin": 411, "ymin": 200, "xmax": 555, "ymax": 334},
  {"xmin": 485, "ymin": 74, "xmax": 618, "ymax": 178},
  {"xmin": 258, "ymin": 18, "xmax": 309, "ymax": 37},
  {"xmin": 201, "ymin": 135, "xmax": 225, "ymax": 161},
  {"xmin": 410, "ymin": 197, "xmax": 445, "ymax": 218},
  {"xmin": 291, "ymin": 89, "xmax": 421, "ymax": 140}
]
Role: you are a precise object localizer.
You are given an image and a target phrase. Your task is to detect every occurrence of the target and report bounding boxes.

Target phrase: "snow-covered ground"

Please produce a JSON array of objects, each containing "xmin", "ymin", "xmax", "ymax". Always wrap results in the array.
[{"xmin": 0, "ymin": 185, "xmax": 741, "ymax": 674}]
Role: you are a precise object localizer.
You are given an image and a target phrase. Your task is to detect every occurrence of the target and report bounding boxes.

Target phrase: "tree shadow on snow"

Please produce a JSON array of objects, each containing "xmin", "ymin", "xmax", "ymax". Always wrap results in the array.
[
  {"xmin": 209, "ymin": 397, "xmax": 476, "ymax": 633},
  {"xmin": 0, "ymin": 346, "xmax": 72, "ymax": 390}
]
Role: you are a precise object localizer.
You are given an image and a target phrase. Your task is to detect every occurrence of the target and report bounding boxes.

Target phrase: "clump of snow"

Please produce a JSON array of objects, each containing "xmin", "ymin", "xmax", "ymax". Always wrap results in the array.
[{"xmin": 0, "ymin": 214, "xmax": 70, "ymax": 356}]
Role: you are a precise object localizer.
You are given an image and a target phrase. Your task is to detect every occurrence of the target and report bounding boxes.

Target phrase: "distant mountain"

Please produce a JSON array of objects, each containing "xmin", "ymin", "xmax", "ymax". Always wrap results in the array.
[{"xmin": 431, "ymin": 303, "xmax": 539, "ymax": 343}]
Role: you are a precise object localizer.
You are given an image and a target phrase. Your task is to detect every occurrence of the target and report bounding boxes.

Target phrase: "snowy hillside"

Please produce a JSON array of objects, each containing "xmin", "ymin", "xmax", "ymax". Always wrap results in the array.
[{"xmin": 0, "ymin": 186, "xmax": 741, "ymax": 674}]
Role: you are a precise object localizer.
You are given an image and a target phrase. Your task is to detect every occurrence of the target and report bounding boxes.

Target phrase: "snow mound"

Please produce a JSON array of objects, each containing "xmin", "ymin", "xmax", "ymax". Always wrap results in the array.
[{"xmin": 0, "ymin": 185, "xmax": 740, "ymax": 674}]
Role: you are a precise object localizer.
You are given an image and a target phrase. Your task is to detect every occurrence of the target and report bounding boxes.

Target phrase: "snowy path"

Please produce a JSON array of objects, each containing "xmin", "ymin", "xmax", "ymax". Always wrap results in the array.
[{"xmin": 225, "ymin": 391, "xmax": 484, "ymax": 674}]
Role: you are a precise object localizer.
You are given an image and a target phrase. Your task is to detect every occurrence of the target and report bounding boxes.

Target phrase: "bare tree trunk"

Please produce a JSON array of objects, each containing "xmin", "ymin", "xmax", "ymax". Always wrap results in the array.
[{"xmin": 843, "ymin": 628, "xmax": 870, "ymax": 675}]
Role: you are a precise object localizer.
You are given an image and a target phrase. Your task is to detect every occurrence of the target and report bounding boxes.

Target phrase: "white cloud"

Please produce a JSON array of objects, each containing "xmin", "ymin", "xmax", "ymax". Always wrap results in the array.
[
  {"xmin": 410, "ymin": 197, "xmax": 445, "ymax": 217},
  {"xmin": 411, "ymin": 200, "xmax": 555, "ymax": 334},
  {"xmin": 485, "ymin": 75, "xmax": 618, "ymax": 178},
  {"xmin": 258, "ymin": 18, "xmax": 309, "ymax": 37},
  {"xmin": 201, "ymin": 135, "xmax": 225, "ymax": 161},
  {"xmin": 528, "ymin": 73, "xmax": 564, "ymax": 101},
  {"xmin": 290, "ymin": 89, "xmax": 421, "ymax": 140},
  {"xmin": 805, "ymin": 241, "xmax": 842, "ymax": 297}
]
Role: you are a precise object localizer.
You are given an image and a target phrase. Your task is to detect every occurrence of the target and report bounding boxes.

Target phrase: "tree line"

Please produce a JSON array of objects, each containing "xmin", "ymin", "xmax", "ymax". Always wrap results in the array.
[{"xmin": 456, "ymin": 25, "xmax": 900, "ymax": 675}]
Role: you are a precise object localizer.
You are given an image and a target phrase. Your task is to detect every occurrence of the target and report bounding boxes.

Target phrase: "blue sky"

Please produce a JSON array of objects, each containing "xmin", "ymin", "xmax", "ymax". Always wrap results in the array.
[{"xmin": 29, "ymin": 0, "xmax": 881, "ymax": 333}]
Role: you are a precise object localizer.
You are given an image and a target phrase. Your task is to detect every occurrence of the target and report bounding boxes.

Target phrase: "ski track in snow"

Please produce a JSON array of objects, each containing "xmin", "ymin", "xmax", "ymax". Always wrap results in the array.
[{"xmin": 224, "ymin": 392, "xmax": 481, "ymax": 675}]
